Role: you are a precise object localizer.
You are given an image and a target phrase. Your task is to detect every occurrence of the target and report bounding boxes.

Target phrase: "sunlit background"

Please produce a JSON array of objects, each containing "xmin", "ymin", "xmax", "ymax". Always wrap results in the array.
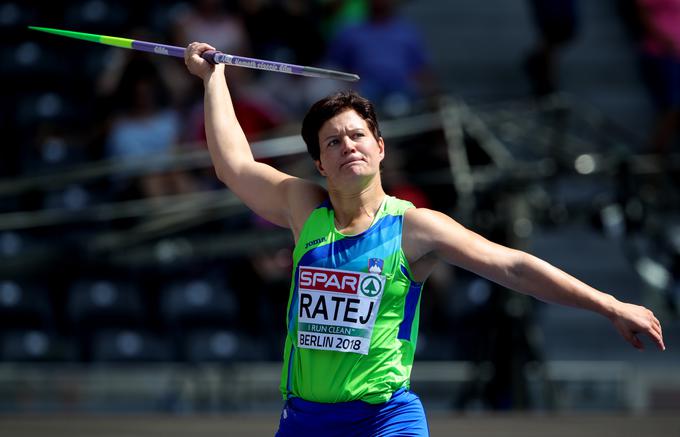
[{"xmin": 1, "ymin": 0, "xmax": 679, "ymax": 435}]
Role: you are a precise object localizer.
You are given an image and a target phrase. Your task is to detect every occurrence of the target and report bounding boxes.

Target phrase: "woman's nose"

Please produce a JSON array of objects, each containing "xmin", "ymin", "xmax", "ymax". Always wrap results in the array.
[{"xmin": 341, "ymin": 136, "xmax": 357, "ymax": 154}]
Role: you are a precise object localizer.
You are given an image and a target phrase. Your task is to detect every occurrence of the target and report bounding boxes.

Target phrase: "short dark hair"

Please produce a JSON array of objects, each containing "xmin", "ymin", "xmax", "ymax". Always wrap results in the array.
[{"xmin": 301, "ymin": 90, "xmax": 382, "ymax": 161}]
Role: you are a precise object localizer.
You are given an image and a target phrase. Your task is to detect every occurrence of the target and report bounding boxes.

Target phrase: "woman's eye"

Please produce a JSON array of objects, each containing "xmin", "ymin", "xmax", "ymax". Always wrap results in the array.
[{"xmin": 327, "ymin": 139, "xmax": 339, "ymax": 147}]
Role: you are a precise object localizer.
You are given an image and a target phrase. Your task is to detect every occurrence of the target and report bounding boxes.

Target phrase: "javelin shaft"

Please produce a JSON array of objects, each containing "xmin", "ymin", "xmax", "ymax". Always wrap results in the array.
[
  {"xmin": 203, "ymin": 50, "xmax": 359, "ymax": 82},
  {"xmin": 28, "ymin": 26, "xmax": 360, "ymax": 82}
]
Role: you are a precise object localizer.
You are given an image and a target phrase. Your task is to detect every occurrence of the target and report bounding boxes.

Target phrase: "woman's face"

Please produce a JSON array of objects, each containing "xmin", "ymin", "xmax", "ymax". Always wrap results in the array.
[{"xmin": 315, "ymin": 109, "xmax": 384, "ymax": 185}]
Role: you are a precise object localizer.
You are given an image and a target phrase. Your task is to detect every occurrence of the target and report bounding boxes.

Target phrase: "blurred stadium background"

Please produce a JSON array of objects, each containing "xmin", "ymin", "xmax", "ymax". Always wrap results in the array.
[{"xmin": 1, "ymin": 0, "xmax": 679, "ymax": 435}]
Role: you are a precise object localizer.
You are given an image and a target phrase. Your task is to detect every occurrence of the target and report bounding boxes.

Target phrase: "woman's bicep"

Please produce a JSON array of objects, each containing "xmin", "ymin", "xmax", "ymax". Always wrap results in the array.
[{"xmin": 407, "ymin": 208, "xmax": 521, "ymax": 283}]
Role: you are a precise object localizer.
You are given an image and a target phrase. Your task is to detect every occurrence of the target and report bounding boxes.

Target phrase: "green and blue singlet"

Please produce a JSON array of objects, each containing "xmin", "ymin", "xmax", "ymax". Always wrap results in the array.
[{"xmin": 280, "ymin": 195, "xmax": 425, "ymax": 404}]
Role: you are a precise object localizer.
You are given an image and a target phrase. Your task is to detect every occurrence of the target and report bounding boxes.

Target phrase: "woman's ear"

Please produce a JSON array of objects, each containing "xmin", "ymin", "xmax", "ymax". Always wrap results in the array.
[
  {"xmin": 378, "ymin": 137, "xmax": 385, "ymax": 161},
  {"xmin": 314, "ymin": 159, "xmax": 327, "ymax": 176}
]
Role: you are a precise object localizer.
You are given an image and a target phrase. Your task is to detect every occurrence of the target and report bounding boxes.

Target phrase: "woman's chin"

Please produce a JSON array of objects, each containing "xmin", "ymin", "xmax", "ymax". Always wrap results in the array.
[
  {"xmin": 340, "ymin": 166, "xmax": 371, "ymax": 179},
  {"xmin": 331, "ymin": 169, "xmax": 379, "ymax": 187}
]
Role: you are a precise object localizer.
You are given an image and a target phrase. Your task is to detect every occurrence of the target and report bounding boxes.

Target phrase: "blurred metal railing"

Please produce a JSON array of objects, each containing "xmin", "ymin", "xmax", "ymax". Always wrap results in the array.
[
  {"xmin": 0, "ymin": 361, "xmax": 677, "ymax": 413},
  {"xmin": 0, "ymin": 112, "xmax": 443, "ymax": 198}
]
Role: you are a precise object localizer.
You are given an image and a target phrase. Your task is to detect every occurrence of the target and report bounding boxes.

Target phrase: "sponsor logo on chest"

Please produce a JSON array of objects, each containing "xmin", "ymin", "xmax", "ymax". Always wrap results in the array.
[
  {"xmin": 299, "ymin": 268, "xmax": 360, "ymax": 294},
  {"xmin": 296, "ymin": 266, "xmax": 386, "ymax": 355}
]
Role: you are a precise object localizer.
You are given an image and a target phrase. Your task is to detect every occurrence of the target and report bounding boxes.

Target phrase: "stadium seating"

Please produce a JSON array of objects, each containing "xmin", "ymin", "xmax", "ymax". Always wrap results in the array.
[
  {"xmin": 0, "ymin": 280, "xmax": 52, "ymax": 331},
  {"xmin": 0, "ymin": 329, "xmax": 75, "ymax": 361},
  {"xmin": 90, "ymin": 328, "xmax": 172, "ymax": 362}
]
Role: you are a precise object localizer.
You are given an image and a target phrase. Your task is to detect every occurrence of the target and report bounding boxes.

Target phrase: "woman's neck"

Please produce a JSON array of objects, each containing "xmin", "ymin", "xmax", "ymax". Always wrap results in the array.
[{"xmin": 327, "ymin": 179, "xmax": 386, "ymax": 235}]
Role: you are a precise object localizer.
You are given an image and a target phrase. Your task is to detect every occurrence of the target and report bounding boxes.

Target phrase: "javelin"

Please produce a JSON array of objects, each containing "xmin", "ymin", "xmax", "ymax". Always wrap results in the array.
[{"xmin": 28, "ymin": 26, "xmax": 360, "ymax": 82}]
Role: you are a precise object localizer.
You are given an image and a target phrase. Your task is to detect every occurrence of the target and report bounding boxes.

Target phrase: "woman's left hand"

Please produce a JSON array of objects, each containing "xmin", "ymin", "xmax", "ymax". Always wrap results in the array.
[{"xmin": 609, "ymin": 301, "xmax": 665, "ymax": 351}]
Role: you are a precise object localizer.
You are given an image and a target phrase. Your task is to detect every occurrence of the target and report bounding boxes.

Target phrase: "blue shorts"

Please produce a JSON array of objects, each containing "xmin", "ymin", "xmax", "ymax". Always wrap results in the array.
[{"xmin": 275, "ymin": 388, "xmax": 429, "ymax": 437}]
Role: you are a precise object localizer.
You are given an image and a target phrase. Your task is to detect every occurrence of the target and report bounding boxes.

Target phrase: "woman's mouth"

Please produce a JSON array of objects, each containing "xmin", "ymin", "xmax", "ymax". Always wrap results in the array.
[{"xmin": 341, "ymin": 158, "xmax": 364, "ymax": 168}]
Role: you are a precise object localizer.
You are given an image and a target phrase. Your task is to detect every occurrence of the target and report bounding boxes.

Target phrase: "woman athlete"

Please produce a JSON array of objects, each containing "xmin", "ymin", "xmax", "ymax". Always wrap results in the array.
[{"xmin": 184, "ymin": 42, "xmax": 664, "ymax": 437}]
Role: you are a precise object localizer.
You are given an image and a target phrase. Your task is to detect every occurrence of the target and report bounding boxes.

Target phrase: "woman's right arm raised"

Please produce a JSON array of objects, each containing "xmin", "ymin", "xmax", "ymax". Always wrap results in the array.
[{"xmin": 184, "ymin": 43, "xmax": 324, "ymax": 233}]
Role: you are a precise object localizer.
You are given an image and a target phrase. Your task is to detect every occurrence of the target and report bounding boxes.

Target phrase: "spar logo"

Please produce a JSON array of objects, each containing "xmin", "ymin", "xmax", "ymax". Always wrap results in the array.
[
  {"xmin": 360, "ymin": 276, "xmax": 382, "ymax": 297},
  {"xmin": 299, "ymin": 267, "xmax": 360, "ymax": 294}
]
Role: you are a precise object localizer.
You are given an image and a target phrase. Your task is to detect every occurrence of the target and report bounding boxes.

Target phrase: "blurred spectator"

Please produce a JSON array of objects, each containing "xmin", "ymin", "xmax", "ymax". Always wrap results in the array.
[
  {"xmin": 96, "ymin": 27, "xmax": 194, "ymax": 134},
  {"xmin": 170, "ymin": 0, "xmax": 254, "ymax": 109},
  {"xmin": 636, "ymin": 0, "xmax": 680, "ymax": 154},
  {"xmin": 104, "ymin": 56, "xmax": 197, "ymax": 199},
  {"xmin": 171, "ymin": 0, "xmax": 287, "ymax": 144},
  {"xmin": 182, "ymin": 68, "xmax": 286, "ymax": 145},
  {"xmin": 234, "ymin": 247, "xmax": 293, "ymax": 358},
  {"xmin": 171, "ymin": 0, "xmax": 250, "ymax": 55},
  {"xmin": 324, "ymin": 0, "xmax": 435, "ymax": 117},
  {"xmin": 318, "ymin": 0, "xmax": 369, "ymax": 40},
  {"xmin": 382, "ymin": 148, "xmax": 432, "ymax": 209},
  {"xmin": 239, "ymin": 0, "xmax": 325, "ymax": 66},
  {"xmin": 234, "ymin": 0, "xmax": 331, "ymax": 116},
  {"xmin": 523, "ymin": 0, "xmax": 579, "ymax": 97}
]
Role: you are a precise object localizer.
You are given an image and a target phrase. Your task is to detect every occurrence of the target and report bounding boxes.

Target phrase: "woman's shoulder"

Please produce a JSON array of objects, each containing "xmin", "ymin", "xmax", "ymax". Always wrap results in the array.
[{"xmin": 385, "ymin": 195, "xmax": 416, "ymax": 216}]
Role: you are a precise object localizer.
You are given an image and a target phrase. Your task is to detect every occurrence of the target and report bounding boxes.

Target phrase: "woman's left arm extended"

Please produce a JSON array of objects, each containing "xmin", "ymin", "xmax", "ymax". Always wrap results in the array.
[{"xmin": 403, "ymin": 208, "xmax": 665, "ymax": 351}]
